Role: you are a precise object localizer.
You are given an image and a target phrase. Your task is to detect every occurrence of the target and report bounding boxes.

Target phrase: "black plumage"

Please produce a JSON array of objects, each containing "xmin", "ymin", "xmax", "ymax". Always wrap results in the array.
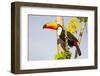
[
  {"xmin": 67, "ymin": 31, "xmax": 81, "ymax": 56},
  {"xmin": 57, "ymin": 28, "xmax": 81, "ymax": 56}
]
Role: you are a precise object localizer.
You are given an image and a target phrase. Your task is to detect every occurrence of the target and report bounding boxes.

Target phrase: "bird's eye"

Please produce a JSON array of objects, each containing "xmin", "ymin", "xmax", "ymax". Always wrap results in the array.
[{"xmin": 57, "ymin": 24, "xmax": 61, "ymax": 27}]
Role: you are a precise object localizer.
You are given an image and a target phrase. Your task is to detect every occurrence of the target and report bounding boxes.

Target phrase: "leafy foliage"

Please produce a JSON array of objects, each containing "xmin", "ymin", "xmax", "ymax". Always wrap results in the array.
[
  {"xmin": 77, "ymin": 17, "xmax": 88, "ymax": 23},
  {"xmin": 67, "ymin": 17, "xmax": 81, "ymax": 34},
  {"xmin": 55, "ymin": 51, "xmax": 71, "ymax": 59},
  {"xmin": 77, "ymin": 17, "xmax": 88, "ymax": 33}
]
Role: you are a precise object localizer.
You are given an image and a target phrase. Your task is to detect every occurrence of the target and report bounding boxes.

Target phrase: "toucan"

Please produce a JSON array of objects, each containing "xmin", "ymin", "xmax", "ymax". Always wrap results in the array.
[{"xmin": 43, "ymin": 22, "xmax": 81, "ymax": 56}]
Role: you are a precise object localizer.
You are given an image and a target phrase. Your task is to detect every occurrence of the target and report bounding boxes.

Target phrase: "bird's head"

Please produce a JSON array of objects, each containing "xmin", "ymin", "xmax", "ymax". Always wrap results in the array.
[{"xmin": 43, "ymin": 22, "xmax": 62, "ymax": 30}]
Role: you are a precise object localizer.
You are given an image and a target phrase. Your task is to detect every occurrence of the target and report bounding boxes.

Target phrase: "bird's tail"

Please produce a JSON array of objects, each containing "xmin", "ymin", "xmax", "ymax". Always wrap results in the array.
[{"xmin": 76, "ymin": 46, "xmax": 81, "ymax": 56}]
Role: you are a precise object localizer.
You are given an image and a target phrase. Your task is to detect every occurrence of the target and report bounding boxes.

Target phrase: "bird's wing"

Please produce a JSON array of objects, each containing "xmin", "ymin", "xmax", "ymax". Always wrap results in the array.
[
  {"xmin": 67, "ymin": 31, "xmax": 81, "ymax": 56},
  {"xmin": 67, "ymin": 31, "xmax": 78, "ymax": 41}
]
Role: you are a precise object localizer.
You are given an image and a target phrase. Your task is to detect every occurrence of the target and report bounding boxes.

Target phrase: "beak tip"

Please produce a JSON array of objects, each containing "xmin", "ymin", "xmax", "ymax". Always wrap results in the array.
[{"xmin": 43, "ymin": 24, "xmax": 47, "ymax": 29}]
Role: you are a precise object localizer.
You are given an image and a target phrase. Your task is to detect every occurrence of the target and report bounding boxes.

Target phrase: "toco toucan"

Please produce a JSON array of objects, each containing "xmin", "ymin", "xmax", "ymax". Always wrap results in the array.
[{"xmin": 43, "ymin": 22, "xmax": 81, "ymax": 56}]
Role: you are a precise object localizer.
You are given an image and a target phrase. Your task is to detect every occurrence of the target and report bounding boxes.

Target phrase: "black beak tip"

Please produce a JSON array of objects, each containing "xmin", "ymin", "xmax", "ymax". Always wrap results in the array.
[{"xmin": 43, "ymin": 24, "xmax": 47, "ymax": 29}]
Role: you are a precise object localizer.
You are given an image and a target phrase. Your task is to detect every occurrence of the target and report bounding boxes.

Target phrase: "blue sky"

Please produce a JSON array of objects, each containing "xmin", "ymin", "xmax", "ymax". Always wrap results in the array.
[{"xmin": 28, "ymin": 15, "xmax": 88, "ymax": 61}]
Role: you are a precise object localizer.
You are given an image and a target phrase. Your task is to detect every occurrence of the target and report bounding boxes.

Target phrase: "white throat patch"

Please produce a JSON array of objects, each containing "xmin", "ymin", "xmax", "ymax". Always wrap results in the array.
[{"xmin": 57, "ymin": 27, "xmax": 62, "ymax": 36}]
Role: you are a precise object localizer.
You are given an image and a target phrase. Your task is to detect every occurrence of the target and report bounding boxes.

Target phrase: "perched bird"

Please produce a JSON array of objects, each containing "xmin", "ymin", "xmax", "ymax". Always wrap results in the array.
[
  {"xmin": 43, "ymin": 22, "xmax": 81, "ymax": 56},
  {"xmin": 67, "ymin": 31, "xmax": 81, "ymax": 56},
  {"xmin": 43, "ymin": 22, "xmax": 66, "ymax": 54}
]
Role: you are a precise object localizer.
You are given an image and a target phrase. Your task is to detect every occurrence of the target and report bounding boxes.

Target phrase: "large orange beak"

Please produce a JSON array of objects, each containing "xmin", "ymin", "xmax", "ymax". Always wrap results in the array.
[{"xmin": 43, "ymin": 22, "xmax": 58, "ymax": 30}]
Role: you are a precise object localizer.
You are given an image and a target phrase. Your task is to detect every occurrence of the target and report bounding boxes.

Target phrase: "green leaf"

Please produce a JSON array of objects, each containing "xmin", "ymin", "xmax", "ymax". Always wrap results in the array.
[
  {"xmin": 84, "ymin": 17, "xmax": 88, "ymax": 22},
  {"xmin": 55, "ymin": 51, "xmax": 71, "ymax": 60}
]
